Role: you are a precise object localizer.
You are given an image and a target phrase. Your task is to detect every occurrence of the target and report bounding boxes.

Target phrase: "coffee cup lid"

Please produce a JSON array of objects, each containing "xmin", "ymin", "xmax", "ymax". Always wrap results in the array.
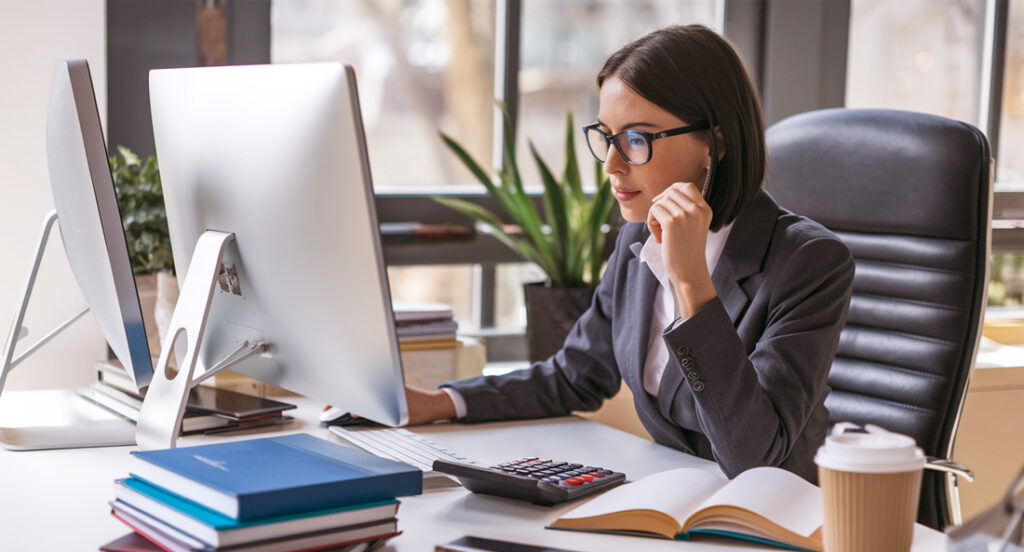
[{"xmin": 814, "ymin": 423, "xmax": 925, "ymax": 473}]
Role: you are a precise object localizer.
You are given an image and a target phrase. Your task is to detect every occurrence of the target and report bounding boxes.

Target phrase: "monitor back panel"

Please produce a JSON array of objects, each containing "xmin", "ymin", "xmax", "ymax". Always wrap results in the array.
[{"xmin": 149, "ymin": 63, "xmax": 406, "ymax": 426}]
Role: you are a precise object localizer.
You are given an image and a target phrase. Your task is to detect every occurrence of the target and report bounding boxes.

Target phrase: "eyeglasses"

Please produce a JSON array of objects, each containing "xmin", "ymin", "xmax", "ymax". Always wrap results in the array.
[{"xmin": 582, "ymin": 122, "xmax": 709, "ymax": 166}]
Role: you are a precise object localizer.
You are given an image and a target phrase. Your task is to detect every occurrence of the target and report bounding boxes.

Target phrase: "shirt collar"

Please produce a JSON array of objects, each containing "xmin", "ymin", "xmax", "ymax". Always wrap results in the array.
[{"xmin": 639, "ymin": 220, "xmax": 735, "ymax": 289}]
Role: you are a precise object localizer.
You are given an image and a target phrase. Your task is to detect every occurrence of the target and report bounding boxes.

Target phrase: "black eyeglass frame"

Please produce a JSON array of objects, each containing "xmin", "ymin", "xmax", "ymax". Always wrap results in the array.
[{"xmin": 581, "ymin": 122, "xmax": 710, "ymax": 166}]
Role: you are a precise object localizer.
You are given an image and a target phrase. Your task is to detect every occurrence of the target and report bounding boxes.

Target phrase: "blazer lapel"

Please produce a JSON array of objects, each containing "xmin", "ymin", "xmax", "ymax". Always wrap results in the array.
[
  {"xmin": 624, "ymin": 228, "xmax": 658, "ymax": 393},
  {"xmin": 711, "ymin": 191, "xmax": 782, "ymax": 323}
]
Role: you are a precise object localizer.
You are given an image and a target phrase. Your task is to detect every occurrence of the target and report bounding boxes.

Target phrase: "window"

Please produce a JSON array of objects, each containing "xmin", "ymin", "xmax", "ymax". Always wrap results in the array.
[
  {"xmin": 846, "ymin": 0, "xmax": 984, "ymax": 125},
  {"xmin": 997, "ymin": 0, "xmax": 1024, "ymax": 184},
  {"xmin": 516, "ymin": 0, "xmax": 717, "ymax": 190},
  {"xmin": 272, "ymin": 0, "xmax": 495, "ymax": 188},
  {"xmin": 271, "ymin": 0, "xmax": 715, "ymax": 339},
  {"xmin": 847, "ymin": 0, "xmax": 1024, "ymax": 310}
]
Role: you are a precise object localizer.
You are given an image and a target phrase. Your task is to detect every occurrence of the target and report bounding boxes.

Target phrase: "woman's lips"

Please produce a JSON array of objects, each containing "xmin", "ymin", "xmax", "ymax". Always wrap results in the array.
[{"xmin": 613, "ymin": 188, "xmax": 641, "ymax": 201}]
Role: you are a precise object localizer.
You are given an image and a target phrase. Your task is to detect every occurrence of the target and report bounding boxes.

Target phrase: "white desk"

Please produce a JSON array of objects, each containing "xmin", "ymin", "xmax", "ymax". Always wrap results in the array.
[{"xmin": 0, "ymin": 394, "xmax": 947, "ymax": 551}]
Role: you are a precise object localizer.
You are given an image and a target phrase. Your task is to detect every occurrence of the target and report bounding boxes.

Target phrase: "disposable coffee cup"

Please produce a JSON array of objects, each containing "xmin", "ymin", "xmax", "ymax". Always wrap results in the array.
[{"xmin": 815, "ymin": 424, "xmax": 925, "ymax": 552}]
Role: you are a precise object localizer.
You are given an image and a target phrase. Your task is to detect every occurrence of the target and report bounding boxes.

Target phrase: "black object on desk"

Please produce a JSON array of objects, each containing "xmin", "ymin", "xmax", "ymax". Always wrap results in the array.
[
  {"xmin": 432, "ymin": 457, "xmax": 625, "ymax": 506},
  {"xmin": 436, "ymin": 536, "xmax": 585, "ymax": 552}
]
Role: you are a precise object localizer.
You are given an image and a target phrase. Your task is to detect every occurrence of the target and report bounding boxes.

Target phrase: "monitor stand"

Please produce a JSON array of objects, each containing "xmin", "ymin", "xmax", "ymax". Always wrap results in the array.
[
  {"xmin": 0, "ymin": 211, "xmax": 135, "ymax": 450},
  {"xmin": 136, "ymin": 231, "xmax": 268, "ymax": 450}
]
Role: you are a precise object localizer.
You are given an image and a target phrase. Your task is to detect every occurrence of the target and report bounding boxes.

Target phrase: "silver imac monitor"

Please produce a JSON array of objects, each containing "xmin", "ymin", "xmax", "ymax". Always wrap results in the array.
[
  {"xmin": 147, "ymin": 63, "xmax": 407, "ymax": 441},
  {"xmin": 0, "ymin": 59, "xmax": 152, "ymax": 449}
]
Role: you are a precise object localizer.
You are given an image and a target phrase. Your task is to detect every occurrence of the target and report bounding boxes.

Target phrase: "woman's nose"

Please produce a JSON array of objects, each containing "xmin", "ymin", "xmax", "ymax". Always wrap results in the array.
[{"xmin": 604, "ymin": 143, "xmax": 628, "ymax": 174}]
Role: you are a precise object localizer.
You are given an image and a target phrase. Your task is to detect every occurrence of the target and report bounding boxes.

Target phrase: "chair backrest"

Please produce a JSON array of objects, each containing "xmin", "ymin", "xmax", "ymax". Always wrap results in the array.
[{"xmin": 765, "ymin": 108, "xmax": 992, "ymax": 529}]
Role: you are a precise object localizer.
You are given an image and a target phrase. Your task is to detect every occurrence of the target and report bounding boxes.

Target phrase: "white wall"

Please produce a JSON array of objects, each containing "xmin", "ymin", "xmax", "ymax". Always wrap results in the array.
[{"xmin": 0, "ymin": 1, "xmax": 108, "ymax": 390}]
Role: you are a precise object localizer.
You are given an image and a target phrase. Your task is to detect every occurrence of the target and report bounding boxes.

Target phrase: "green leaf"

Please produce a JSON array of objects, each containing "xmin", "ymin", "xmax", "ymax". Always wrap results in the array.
[
  {"xmin": 562, "ymin": 113, "xmax": 583, "ymax": 204},
  {"xmin": 431, "ymin": 196, "xmax": 556, "ymax": 277},
  {"xmin": 439, "ymin": 131, "xmax": 498, "ymax": 194},
  {"xmin": 435, "ymin": 109, "xmax": 622, "ymax": 288},
  {"xmin": 497, "ymin": 101, "xmax": 524, "ymax": 194},
  {"xmin": 110, "ymin": 145, "xmax": 173, "ymax": 275},
  {"xmin": 529, "ymin": 139, "xmax": 568, "ymax": 271}
]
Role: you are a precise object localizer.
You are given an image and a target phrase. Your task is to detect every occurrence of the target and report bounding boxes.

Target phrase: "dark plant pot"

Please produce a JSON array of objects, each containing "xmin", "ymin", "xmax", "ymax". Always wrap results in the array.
[{"xmin": 523, "ymin": 282, "xmax": 595, "ymax": 363}]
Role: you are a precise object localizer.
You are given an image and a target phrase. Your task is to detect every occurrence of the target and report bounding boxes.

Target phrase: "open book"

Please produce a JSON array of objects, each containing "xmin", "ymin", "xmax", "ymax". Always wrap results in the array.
[{"xmin": 548, "ymin": 467, "xmax": 823, "ymax": 551}]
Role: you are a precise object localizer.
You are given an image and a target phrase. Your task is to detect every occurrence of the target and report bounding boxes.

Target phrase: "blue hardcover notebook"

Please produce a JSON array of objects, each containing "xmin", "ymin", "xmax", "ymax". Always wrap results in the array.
[{"xmin": 129, "ymin": 433, "xmax": 421, "ymax": 521}]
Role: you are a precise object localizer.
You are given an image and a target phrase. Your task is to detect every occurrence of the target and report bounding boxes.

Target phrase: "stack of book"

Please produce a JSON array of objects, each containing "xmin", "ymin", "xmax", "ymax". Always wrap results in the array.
[
  {"xmin": 82, "ymin": 361, "xmax": 297, "ymax": 435},
  {"xmin": 103, "ymin": 433, "xmax": 422, "ymax": 552},
  {"xmin": 393, "ymin": 302, "xmax": 486, "ymax": 388},
  {"xmin": 393, "ymin": 301, "xmax": 459, "ymax": 346}
]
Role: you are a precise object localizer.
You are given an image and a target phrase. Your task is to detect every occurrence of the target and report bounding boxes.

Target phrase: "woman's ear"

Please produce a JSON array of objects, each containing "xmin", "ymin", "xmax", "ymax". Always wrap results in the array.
[{"xmin": 712, "ymin": 126, "xmax": 726, "ymax": 161}]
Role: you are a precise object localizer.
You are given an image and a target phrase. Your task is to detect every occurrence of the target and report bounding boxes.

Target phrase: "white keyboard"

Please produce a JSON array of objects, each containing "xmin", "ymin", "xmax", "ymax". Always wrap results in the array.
[{"xmin": 329, "ymin": 426, "xmax": 477, "ymax": 473}]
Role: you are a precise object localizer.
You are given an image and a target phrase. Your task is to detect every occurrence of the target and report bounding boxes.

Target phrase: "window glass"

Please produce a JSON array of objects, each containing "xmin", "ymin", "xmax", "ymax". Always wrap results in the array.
[
  {"xmin": 387, "ymin": 265, "xmax": 475, "ymax": 326},
  {"xmin": 997, "ymin": 0, "xmax": 1024, "ymax": 183},
  {"xmin": 990, "ymin": 252, "xmax": 1024, "ymax": 307},
  {"xmin": 846, "ymin": 0, "xmax": 985, "ymax": 126},
  {"xmin": 272, "ymin": 0, "xmax": 495, "ymax": 188},
  {"xmin": 495, "ymin": 262, "xmax": 547, "ymax": 328},
  {"xmin": 516, "ymin": 0, "xmax": 717, "ymax": 190}
]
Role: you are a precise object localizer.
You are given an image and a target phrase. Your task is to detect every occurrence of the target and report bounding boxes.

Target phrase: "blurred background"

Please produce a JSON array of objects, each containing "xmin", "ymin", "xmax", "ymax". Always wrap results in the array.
[{"xmin": 1, "ymin": 0, "xmax": 1022, "ymax": 386}]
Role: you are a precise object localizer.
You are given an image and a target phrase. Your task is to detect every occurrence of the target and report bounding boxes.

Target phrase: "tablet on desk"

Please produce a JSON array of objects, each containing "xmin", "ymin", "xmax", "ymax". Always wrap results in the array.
[{"xmin": 436, "ymin": 536, "xmax": 583, "ymax": 552}]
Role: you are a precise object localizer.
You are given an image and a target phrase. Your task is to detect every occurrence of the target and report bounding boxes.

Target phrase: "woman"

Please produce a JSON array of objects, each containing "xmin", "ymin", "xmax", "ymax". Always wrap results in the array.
[{"xmin": 404, "ymin": 24, "xmax": 855, "ymax": 484}]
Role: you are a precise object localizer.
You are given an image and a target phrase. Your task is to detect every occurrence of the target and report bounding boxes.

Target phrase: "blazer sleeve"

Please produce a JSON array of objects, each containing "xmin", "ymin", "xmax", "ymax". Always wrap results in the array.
[
  {"xmin": 660, "ymin": 236, "xmax": 855, "ymax": 477},
  {"xmin": 439, "ymin": 232, "xmax": 628, "ymax": 423}
]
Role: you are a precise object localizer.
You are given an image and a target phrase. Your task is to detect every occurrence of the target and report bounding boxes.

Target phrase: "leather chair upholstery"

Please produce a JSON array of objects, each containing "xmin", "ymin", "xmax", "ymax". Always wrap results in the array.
[{"xmin": 765, "ymin": 108, "xmax": 992, "ymax": 530}]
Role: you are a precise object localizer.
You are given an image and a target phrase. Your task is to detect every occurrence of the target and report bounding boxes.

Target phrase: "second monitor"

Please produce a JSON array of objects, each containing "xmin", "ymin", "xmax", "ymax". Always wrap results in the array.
[{"xmin": 146, "ymin": 63, "xmax": 408, "ymax": 443}]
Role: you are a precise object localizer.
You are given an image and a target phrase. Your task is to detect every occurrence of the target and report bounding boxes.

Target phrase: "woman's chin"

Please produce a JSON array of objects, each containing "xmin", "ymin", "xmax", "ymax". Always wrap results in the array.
[{"xmin": 618, "ymin": 204, "xmax": 647, "ymax": 224}]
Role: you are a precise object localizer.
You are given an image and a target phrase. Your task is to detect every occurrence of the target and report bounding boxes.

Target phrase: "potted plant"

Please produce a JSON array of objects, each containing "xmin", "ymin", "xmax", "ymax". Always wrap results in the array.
[
  {"xmin": 109, "ymin": 146, "xmax": 176, "ymax": 357},
  {"xmin": 436, "ymin": 109, "xmax": 619, "ymax": 361}
]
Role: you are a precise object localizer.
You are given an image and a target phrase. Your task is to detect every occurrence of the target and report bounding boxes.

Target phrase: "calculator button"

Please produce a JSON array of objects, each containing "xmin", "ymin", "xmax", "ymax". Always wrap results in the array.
[
  {"xmin": 580, "ymin": 474, "xmax": 594, "ymax": 482},
  {"xmin": 592, "ymin": 472, "xmax": 606, "ymax": 478},
  {"xmin": 568, "ymin": 463, "xmax": 582, "ymax": 469},
  {"xmin": 565, "ymin": 478, "xmax": 583, "ymax": 486}
]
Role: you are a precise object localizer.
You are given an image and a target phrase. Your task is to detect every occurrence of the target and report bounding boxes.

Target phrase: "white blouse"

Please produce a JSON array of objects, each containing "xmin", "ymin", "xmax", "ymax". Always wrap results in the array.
[{"xmin": 639, "ymin": 221, "xmax": 733, "ymax": 397}]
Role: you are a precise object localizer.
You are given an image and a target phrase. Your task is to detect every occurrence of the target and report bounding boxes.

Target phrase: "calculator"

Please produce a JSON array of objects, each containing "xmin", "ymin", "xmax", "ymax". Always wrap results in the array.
[{"xmin": 432, "ymin": 457, "xmax": 626, "ymax": 506}]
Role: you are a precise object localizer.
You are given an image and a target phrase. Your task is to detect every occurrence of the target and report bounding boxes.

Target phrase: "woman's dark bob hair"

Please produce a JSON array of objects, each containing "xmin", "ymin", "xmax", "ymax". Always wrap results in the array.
[{"xmin": 598, "ymin": 24, "xmax": 765, "ymax": 232}]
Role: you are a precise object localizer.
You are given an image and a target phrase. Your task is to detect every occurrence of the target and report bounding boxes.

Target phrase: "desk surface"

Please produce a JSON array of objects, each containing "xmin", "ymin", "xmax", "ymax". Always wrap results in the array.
[{"xmin": 0, "ymin": 393, "xmax": 947, "ymax": 551}]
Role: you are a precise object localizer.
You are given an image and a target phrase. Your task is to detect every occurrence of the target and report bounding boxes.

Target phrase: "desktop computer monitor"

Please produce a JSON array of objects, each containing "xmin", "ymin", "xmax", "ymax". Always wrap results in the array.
[
  {"xmin": 0, "ymin": 59, "xmax": 153, "ymax": 449},
  {"xmin": 148, "ymin": 63, "xmax": 407, "ymax": 430}
]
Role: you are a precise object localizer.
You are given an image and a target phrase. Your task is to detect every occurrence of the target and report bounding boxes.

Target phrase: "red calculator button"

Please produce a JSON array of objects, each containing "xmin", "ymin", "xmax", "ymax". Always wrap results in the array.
[
  {"xmin": 566, "ymin": 477, "xmax": 583, "ymax": 486},
  {"xmin": 592, "ymin": 472, "xmax": 606, "ymax": 478},
  {"xmin": 580, "ymin": 474, "xmax": 595, "ymax": 482}
]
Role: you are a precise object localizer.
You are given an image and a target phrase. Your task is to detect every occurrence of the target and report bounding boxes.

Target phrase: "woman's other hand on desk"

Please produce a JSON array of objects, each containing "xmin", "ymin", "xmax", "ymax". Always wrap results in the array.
[
  {"xmin": 322, "ymin": 386, "xmax": 456, "ymax": 426},
  {"xmin": 404, "ymin": 385, "xmax": 457, "ymax": 425}
]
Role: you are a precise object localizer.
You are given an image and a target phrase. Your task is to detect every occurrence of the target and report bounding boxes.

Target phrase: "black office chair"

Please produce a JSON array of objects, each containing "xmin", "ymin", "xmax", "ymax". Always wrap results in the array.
[{"xmin": 765, "ymin": 108, "xmax": 992, "ymax": 530}]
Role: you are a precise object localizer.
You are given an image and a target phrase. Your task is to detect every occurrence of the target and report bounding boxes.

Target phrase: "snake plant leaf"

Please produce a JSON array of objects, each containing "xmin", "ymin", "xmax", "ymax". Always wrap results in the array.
[
  {"xmin": 563, "ymin": 113, "xmax": 584, "ymax": 205},
  {"xmin": 529, "ymin": 139, "xmax": 569, "ymax": 271},
  {"xmin": 497, "ymin": 101, "xmax": 525, "ymax": 195},
  {"xmin": 435, "ymin": 111, "xmax": 620, "ymax": 288},
  {"xmin": 439, "ymin": 131, "xmax": 499, "ymax": 194},
  {"xmin": 431, "ymin": 196, "xmax": 557, "ymax": 278}
]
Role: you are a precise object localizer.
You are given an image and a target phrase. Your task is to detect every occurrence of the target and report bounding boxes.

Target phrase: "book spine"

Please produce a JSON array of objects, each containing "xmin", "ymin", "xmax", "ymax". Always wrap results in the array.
[{"xmin": 236, "ymin": 472, "xmax": 422, "ymax": 521}]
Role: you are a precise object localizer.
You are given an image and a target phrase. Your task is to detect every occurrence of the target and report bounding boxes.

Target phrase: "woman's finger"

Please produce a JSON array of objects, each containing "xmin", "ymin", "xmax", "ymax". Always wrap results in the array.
[
  {"xmin": 647, "ymin": 206, "xmax": 665, "ymax": 243},
  {"xmin": 670, "ymin": 181, "xmax": 706, "ymax": 204}
]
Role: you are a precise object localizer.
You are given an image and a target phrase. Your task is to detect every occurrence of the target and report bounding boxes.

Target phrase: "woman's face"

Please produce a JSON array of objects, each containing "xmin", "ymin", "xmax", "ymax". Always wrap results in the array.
[{"xmin": 597, "ymin": 77, "xmax": 711, "ymax": 223}]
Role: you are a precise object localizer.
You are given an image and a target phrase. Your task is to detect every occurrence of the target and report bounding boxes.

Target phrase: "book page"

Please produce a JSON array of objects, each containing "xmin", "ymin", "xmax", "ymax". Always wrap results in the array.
[
  {"xmin": 693, "ymin": 467, "xmax": 822, "ymax": 537},
  {"xmin": 558, "ymin": 468, "xmax": 726, "ymax": 524}
]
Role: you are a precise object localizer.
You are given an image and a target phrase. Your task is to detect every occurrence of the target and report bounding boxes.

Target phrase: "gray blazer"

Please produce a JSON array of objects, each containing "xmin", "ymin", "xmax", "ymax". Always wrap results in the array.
[{"xmin": 442, "ymin": 190, "xmax": 855, "ymax": 483}]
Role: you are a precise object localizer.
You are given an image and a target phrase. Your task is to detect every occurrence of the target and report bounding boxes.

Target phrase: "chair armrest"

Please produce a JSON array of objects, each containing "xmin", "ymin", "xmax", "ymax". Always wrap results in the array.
[{"xmin": 926, "ymin": 457, "xmax": 975, "ymax": 482}]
